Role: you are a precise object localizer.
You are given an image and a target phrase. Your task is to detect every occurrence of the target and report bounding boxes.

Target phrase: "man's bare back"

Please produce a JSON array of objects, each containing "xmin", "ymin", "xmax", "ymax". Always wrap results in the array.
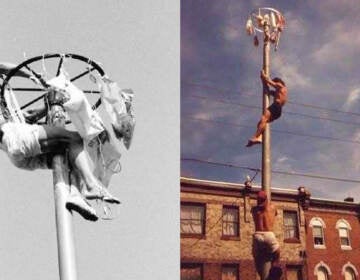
[
  {"xmin": 252, "ymin": 191, "xmax": 282, "ymax": 279},
  {"xmin": 253, "ymin": 203, "xmax": 277, "ymax": 231}
]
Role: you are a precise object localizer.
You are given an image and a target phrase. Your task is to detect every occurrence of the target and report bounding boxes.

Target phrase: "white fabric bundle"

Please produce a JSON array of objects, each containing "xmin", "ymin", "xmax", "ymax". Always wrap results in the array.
[
  {"xmin": 47, "ymin": 72, "xmax": 104, "ymax": 140},
  {"xmin": 47, "ymin": 72, "xmax": 124, "ymax": 187},
  {"xmin": 96, "ymin": 76, "xmax": 135, "ymax": 149}
]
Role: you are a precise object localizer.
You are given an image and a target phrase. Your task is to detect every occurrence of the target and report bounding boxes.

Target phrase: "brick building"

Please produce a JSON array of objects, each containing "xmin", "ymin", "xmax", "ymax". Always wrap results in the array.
[
  {"xmin": 180, "ymin": 177, "xmax": 360, "ymax": 280},
  {"xmin": 304, "ymin": 197, "xmax": 360, "ymax": 280}
]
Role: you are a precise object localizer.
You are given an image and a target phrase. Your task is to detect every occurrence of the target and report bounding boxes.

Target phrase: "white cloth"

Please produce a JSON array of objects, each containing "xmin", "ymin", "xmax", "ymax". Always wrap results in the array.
[
  {"xmin": 47, "ymin": 72, "xmax": 123, "ymax": 187},
  {"xmin": 0, "ymin": 122, "xmax": 48, "ymax": 170},
  {"xmin": 47, "ymin": 73, "xmax": 104, "ymax": 140},
  {"xmin": 253, "ymin": 231, "xmax": 280, "ymax": 254},
  {"xmin": 86, "ymin": 138, "xmax": 121, "ymax": 187},
  {"xmin": 96, "ymin": 76, "xmax": 135, "ymax": 149}
]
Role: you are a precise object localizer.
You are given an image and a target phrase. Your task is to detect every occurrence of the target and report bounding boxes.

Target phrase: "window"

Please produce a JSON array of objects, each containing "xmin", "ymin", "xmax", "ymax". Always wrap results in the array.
[
  {"xmin": 283, "ymin": 211, "xmax": 299, "ymax": 241},
  {"xmin": 336, "ymin": 220, "xmax": 352, "ymax": 249},
  {"xmin": 339, "ymin": 227, "xmax": 350, "ymax": 247},
  {"xmin": 181, "ymin": 263, "xmax": 203, "ymax": 280},
  {"xmin": 309, "ymin": 218, "xmax": 326, "ymax": 248},
  {"xmin": 181, "ymin": 203, "xmax": 205, "ymax": 235},
  {"xmin": 221, "ymin": 264, "xmax": 239, "ymax": 280},
  {"xmin": 313, "ymin": 226, "xmax": 324, "ymax": 246},
  {"xmin": 317, "ymin": 266, "xmax": 329, "ymax": 280},
  {"xmin": 222, "ymin": 206, "xmax": 239, "ymax": 237},
  {"xmin": 344, "ymin": 267, "xmax": 356, "ymax": 280},
  {"xmin": 286, "ymin": 265, "xmax": 303, "ymax": 280}
]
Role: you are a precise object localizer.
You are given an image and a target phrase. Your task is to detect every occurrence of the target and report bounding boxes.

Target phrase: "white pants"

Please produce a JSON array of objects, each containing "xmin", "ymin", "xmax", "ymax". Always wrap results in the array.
[{"xmin": 1, "ymin": 122, "xmax": 48, "ymax": 170}]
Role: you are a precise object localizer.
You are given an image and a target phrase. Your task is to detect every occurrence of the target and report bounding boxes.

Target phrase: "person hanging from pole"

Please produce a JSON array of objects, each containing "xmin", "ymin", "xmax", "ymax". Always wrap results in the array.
[
  {"xmin": 252, "ymin": 190, "xmax": 282, "ymax": 280},
  {"xmin": 246, "ymin": 70, "xmax": 287, "ymax": 147},
  {"xmin": 0, "ymin": 108, "xmax": 122, "ymax": 217},
  {"xmin": 0, "ymin": 62, "xmax": 135, "ymax": 221}
]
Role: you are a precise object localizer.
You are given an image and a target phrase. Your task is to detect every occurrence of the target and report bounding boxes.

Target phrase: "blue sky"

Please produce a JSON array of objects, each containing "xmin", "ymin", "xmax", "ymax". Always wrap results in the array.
[
  {"xmin": 181, "ymin": 0, "xmax": 360, "ymax": 200},
  {"xmin": 0, "ymin": 1, "xmax": 179, "ymax": 279}
]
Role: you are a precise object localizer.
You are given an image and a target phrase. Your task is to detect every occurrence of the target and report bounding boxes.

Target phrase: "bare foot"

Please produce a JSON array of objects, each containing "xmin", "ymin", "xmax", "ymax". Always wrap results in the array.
[{"xmin": 246, "ymin": 138, "xmax": 262, "ymax": 147}]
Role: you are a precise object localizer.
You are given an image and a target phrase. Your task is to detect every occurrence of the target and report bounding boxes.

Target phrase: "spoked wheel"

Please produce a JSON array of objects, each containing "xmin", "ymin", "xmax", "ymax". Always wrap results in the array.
[{"xmin": 0, "ymin": 53, "xmax": 106, "ymax": 125}]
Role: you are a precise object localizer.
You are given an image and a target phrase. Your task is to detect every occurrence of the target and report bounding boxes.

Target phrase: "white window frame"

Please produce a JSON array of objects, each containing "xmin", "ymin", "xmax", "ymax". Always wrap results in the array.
[
  {"xmin": 180, "ymin": 203, "xmax": 206, "ymax": 235},
  {"xmin": 342, "ymin": 262, "xmax": 358, "ymax": 280},
  {"xmin": 314, "ymin": 261, "xmax": 332, "ymax": 279},
  {"xmin": 222, "ymin": 206, "xmax": 239, "ymax": 237},
  {"xmin": 336, "ymin": 219, "xmax": 352, "ymax": 250},
  {"xmin": 309, "ymin": 217, "xmax": 326, "ymax": 249},
  {"xmin": 283, "ymin": 210, "xmax": 299, "ymax": 240}
]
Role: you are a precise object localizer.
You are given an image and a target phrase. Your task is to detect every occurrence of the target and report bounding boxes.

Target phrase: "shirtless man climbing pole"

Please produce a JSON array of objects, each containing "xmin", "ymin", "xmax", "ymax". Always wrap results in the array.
[
  {"xmin": 252, "ymin": 191, "xmax": 282, "ymax": 280},
  {"xmin": 246, "ymin": 70, "xmax": 287, "ymax": 147}
]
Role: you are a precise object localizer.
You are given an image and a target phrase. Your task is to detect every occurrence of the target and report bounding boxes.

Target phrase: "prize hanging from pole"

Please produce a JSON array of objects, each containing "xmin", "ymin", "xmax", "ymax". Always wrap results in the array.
[{"xmin": 246, "ymin": 7, "xmax": 285, "ymax": 51}]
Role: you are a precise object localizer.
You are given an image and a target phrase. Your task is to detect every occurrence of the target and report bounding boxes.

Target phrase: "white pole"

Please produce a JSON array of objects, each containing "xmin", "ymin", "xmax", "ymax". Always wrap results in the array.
[{"xmin": 50, "ymin": 102, "xmax": 78, "ymax": 280}]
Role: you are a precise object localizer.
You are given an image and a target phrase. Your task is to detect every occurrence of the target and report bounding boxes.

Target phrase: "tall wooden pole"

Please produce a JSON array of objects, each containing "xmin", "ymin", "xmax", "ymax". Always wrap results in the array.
[
  {"xmin": 49, "ymin": 100, "xmax": 78, "ymax": 280},
  {"xmin": 262, "ymin": 22, "xmax": 271, "ymax": 201},
  {"xmin": 260, "ymin": 21, "xmax": 272, "ymax": 280}
]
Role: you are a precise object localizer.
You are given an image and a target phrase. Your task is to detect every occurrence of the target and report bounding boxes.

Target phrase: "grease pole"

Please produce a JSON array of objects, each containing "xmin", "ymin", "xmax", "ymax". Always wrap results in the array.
[
  {"xmin": 262, "ymin": 18, "xmax": 271, "ymax": 200},
  {"xmin": 49, "ymin": 91, "xmax": 78, "ymax": 280}
]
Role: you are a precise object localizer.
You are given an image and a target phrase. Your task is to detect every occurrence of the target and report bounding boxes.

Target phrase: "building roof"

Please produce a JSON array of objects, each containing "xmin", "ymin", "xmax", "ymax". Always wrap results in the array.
[{"xmin": 181, "ymin": 177, "xmax": 360, "ymax": 212}]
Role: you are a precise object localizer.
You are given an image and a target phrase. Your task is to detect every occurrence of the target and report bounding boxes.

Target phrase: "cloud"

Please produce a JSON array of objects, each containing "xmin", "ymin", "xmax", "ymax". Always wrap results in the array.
[
  {"xmin": 312, "ymin": 21, "xmax": 360, "ymax": 66},
  {"xmin": 272, "ymin": 55, "xmax": 311, "ymax": 88},
  {"xmin": 283, "ymin": 11, "xmax": 307, "ymax": 36},
  {"xmin": 222, "ymin": 24, "xmax": 241, "ymax": 42},
  {"xmin": 273, "ymin": 155, "xmax": 296, "ymax": 173},
  {"xmin": 343, "ymin": 87, "xmax": 360, "ymax": 110},
  {"xmin": 351, "ymin": 130, "xmax": 360, "ymax": 171}
]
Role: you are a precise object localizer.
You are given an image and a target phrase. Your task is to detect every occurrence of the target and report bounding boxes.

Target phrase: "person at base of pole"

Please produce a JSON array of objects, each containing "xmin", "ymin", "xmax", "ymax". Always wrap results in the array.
[
  {"xmin": 252, "ymin": 191, "xmax": 282, "ymax": 280},
  {"xmin": 246, "ymin": 70, "xmax": 287, "ymax": 147}
]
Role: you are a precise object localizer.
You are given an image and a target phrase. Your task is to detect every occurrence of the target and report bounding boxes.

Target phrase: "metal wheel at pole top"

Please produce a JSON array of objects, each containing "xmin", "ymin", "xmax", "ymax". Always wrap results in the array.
[
  {"xmin": 246, "ymin": 7, "xmax": 285, "ymax": 51},
  {"xmin": 0, "ymin": 53, "xmax": 106, "ymax": 124}
]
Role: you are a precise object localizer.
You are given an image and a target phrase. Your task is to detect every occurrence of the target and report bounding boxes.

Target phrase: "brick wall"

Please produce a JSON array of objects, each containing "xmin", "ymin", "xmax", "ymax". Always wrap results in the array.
[
  {"xmin": 305, "ymin": 208, "xmax": 360, "ymax": 280},
  {"xmin": 180, "ymin": 178, "xmax": 360, "ymax": 280},
  {"xmin": 181, "ymin": 189, "xmax": 306, "ymax": 279}
]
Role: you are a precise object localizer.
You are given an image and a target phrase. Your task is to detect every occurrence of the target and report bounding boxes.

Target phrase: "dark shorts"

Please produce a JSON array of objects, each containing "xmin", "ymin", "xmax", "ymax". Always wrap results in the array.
[{"xmin": 267, "ymin": 102, "xmax": 282, "ymax": 121}]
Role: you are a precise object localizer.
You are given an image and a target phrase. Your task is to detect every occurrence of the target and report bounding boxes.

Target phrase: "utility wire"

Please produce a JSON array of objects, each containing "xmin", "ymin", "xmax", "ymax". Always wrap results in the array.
[
  {"xmin": 182, "ymin": 158, "xmax": 360, "ymax": 184},
  {"xmin": 183, "ymin": 81, "xmax": 360, "ymax": 117},
  {"xmin": 185, "ymin": 94, "xmax": 360, "ymax": 127},
  {"xmin": 184, "ymin": 116, "xmax": 360, "ymax": 145}
]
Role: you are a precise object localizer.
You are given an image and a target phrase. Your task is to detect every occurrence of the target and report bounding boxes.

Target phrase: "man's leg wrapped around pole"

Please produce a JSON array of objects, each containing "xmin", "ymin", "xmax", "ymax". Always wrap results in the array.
[{"xmin": 253, "ymin": 245, "xmax": 272, "ymax": 279}]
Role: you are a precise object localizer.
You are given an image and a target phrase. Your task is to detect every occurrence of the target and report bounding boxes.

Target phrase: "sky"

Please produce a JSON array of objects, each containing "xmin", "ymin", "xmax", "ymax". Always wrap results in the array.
[
  {"xmin": 181, "ymin": 0, "xmax": 360, "ymax": 201},
  {"xmin": 0, "ymin": 1, "xmax": 179, "ymax": 279}
]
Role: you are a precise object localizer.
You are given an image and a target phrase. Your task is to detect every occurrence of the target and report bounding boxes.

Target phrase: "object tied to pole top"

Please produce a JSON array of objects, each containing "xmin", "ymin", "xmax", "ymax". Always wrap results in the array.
[{"xmin": 246, "ymin": 8, "xmax": 285, "ymax": 51}]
